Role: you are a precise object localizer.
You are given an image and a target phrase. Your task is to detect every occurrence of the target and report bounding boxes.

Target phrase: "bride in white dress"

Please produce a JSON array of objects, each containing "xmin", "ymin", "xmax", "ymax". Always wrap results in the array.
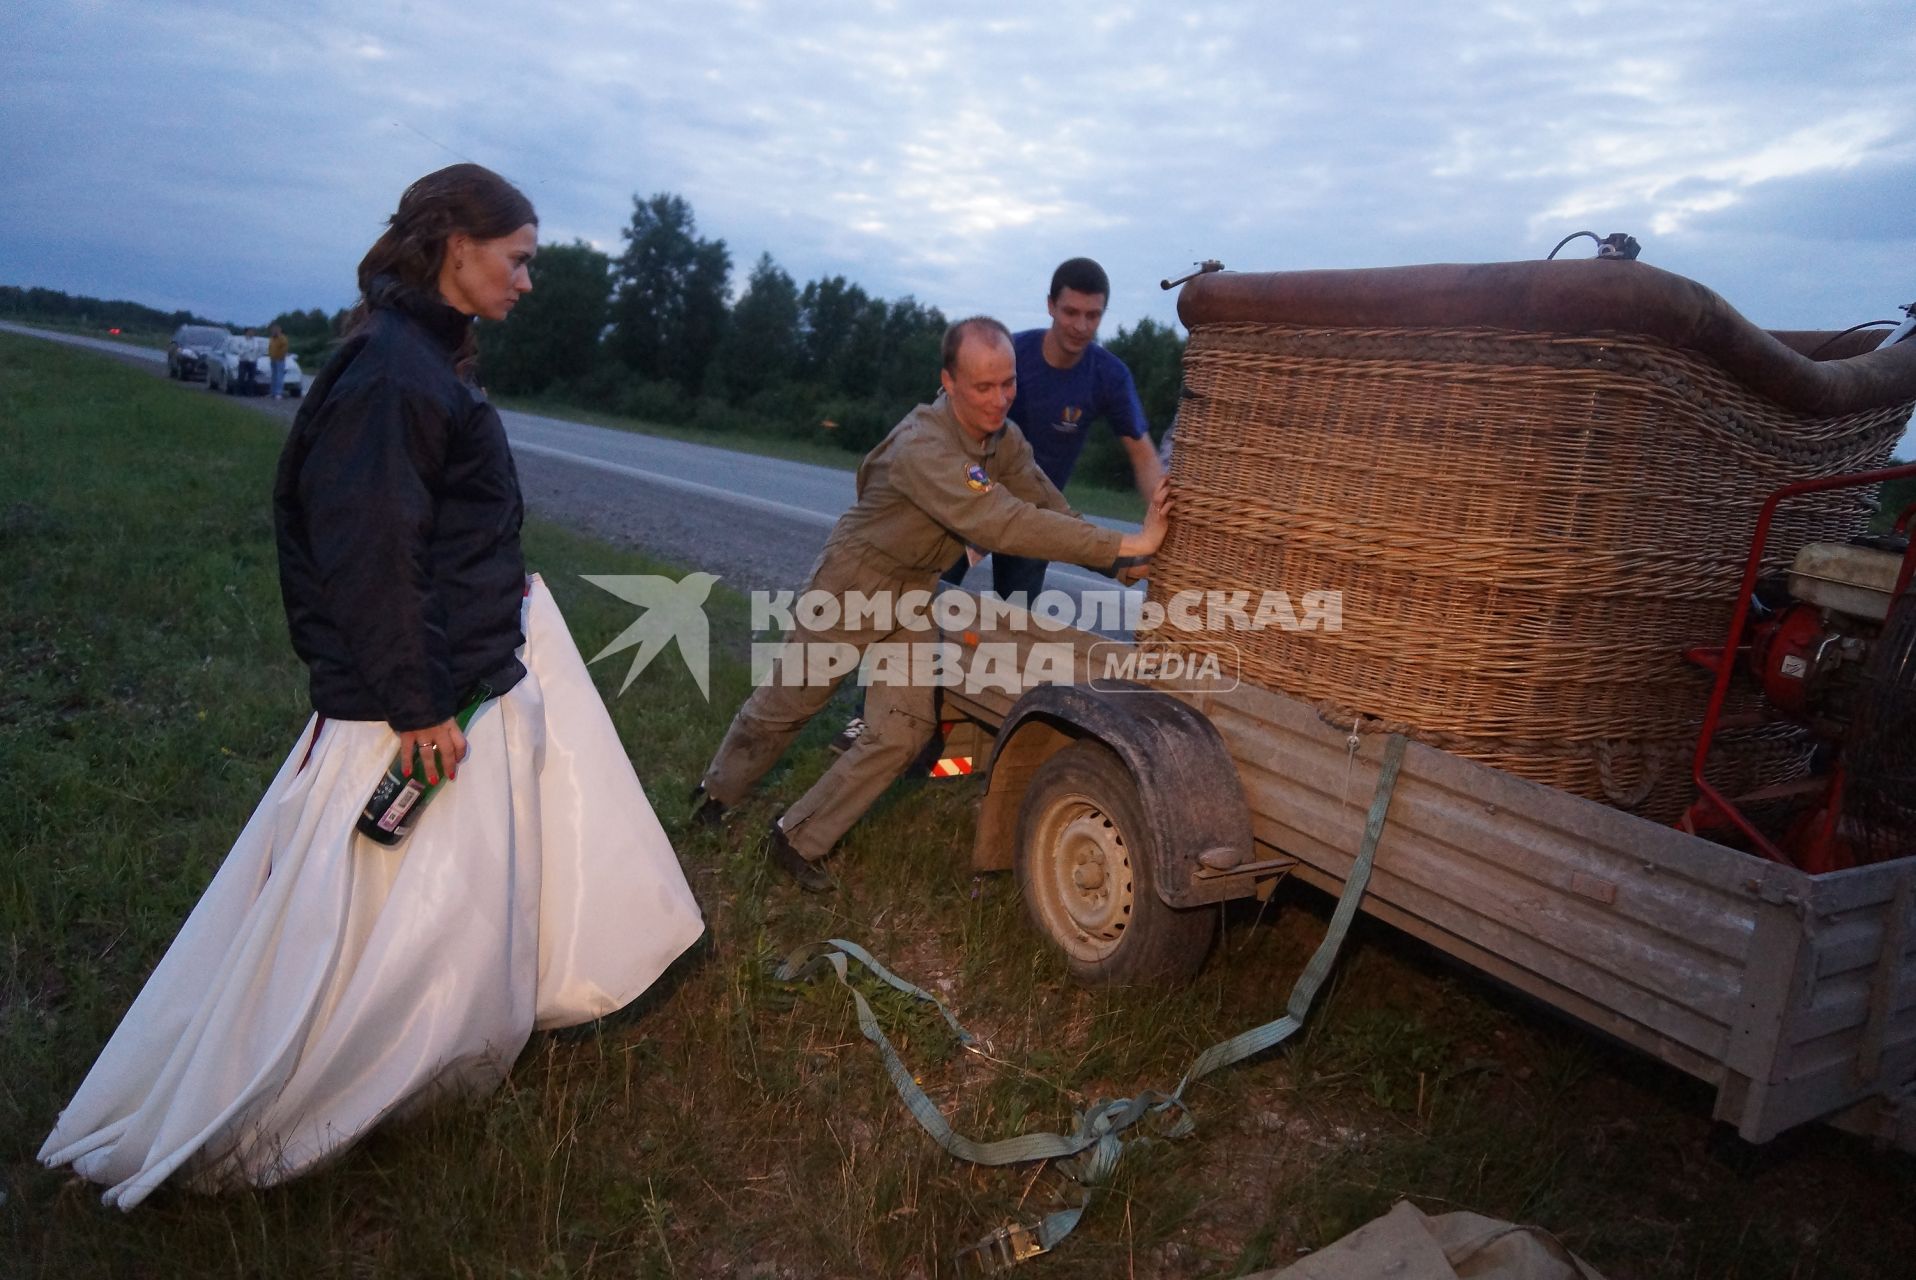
[{"xmin": 39, "ymin": 164, "xmax": 704, "ymax": 1209}]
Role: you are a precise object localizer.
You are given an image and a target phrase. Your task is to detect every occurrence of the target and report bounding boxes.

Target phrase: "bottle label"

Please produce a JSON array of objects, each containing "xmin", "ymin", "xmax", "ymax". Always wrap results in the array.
[{"xmin": 376, "ymin": 778, "xmax": 427, "ymax": 832}]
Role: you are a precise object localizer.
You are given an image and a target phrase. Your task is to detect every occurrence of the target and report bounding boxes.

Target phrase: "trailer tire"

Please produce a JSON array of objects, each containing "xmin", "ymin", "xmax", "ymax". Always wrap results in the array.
[{"xmin": 1015, "ymin": 740, "xmax": 1213, "ymax": 985}]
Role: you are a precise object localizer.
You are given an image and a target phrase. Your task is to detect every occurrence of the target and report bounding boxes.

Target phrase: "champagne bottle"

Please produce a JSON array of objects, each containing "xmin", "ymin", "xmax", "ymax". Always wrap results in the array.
[{"xmin": 356, "ymin": 684, "xmax": 494, "ymax": 847}]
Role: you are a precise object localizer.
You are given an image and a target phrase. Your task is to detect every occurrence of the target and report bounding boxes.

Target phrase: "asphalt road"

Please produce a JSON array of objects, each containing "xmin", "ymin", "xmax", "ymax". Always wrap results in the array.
[{"xmin": 2, "ymin": 322, "xmax": 1143, "ymax": 621}]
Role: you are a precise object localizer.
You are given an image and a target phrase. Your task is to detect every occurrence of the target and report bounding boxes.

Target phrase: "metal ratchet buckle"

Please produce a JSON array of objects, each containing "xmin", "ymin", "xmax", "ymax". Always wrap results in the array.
[{"xmin": 956, "ymin": 1221, "xmax": 1046, "ymax": 1273}]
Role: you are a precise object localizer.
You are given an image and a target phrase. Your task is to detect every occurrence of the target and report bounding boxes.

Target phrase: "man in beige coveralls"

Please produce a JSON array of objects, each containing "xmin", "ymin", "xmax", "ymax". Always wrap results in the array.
[{"xmin": 694, "ymin": 316, "xmax": 1172, "ymax": 890}]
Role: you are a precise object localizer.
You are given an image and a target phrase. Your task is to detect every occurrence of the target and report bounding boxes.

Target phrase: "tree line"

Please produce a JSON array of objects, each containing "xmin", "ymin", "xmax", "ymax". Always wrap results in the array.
[
  {"xmin": 475, "ymin": 193, "xmax": 1187, "ymax": 487},
  {"xmin": 3, "ymin": 192, "xmax": 1189, "ymax": 489},
  {"xmin": 0, "ymin": 285, "xmax": 336, "ymax": 355},
  {"xmin": 0, "ymin": 285, "xmax": 220, "ymax": 336}
]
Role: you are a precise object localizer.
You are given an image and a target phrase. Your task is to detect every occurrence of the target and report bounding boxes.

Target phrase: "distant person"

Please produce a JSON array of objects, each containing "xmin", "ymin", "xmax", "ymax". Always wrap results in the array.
[
  {"xmin": 267, "ymin": 323, "xmax": 289, "ymax": 398},
  {"xmin": 239, "ymin": 327, "xmax": 265, "ymax": 392},
  {"xmin": 692, "ymin": 316, "xmax": 1172, "ymax": 892},
  {"xmin": 40, "ymin": 162, "xmax": 703, "ymax": 1208}
]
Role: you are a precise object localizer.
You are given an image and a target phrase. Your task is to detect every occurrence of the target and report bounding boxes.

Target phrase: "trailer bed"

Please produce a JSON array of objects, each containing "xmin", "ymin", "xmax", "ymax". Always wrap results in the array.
[{"xmin": 942, "ymin": 618, "xmax": 1916, "ymax": 1147}]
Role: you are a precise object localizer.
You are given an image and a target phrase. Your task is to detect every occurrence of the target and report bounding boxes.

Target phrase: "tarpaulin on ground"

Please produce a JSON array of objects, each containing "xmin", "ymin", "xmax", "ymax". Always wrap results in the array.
[{"xmin": 1245, "ymin": 1200, "xmax": 1605, "ymax": 1280}]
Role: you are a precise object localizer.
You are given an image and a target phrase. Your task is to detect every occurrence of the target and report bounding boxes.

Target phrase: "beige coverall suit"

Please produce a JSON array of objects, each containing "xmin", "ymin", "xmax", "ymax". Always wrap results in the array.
[{"xmin": 700, "ymin": 393, "xmax": 1125, "ymax": 861}]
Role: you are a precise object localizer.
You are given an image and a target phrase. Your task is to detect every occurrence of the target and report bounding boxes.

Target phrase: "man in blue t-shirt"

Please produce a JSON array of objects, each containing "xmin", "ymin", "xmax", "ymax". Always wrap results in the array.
[{"xmin": 940, "ymin": 257, "xmax": 1163, "ymax": 604}]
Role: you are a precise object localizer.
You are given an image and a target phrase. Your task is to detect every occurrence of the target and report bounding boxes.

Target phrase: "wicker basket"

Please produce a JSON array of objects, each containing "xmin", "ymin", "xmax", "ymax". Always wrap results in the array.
[{"xmin": 1152, "ymin": 301, "xmax": 1911, "ymax": 821}]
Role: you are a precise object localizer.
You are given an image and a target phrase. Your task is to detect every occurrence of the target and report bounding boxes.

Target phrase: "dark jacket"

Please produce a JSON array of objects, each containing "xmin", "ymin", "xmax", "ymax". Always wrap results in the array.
[{"xmin": 274, "ymin": 277, "xmax": 526, "ymax": 730}]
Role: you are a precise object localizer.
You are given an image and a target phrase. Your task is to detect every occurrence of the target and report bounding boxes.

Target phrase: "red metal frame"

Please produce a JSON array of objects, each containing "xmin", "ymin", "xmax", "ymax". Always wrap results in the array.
[
  {"xmin": 1897, "ymin": 501, "xmax": 1916, "ymax": 598},
  {"xmin": 1688, "ymin": 463, "xmax": 1916, "ymax": 864}
]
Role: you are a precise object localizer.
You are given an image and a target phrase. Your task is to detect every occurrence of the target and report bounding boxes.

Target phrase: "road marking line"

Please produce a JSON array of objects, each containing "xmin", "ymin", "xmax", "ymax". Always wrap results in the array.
[
  {"xmin": 508, "ymin": 438, "xmax": 1132, "ymax": 603},
  {"xmin": 508, "ymin": 439, "xmax": 840, "ymax": 529}
]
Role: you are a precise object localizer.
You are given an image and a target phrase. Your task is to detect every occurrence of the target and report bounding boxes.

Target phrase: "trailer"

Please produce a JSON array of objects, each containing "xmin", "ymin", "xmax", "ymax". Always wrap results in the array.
[
  {"xmin": 936, "ymin": 626, "xmax": 1912, "ymax": 1149},
  {"xmin": 934, "ymin": 257, "xmax": 1916, "ymax": 1150}
]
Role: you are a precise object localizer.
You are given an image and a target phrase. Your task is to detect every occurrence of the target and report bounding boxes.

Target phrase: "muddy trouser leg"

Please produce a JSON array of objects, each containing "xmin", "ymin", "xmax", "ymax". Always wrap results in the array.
[
  {"xmin": 853, "ymin": 555, "xmax": 966, "ymax": 722},
  {"xmin": 779, "ymin": 657, "xmax": 938, "ymax": 860},
  {"xmin": 699, "ymin": 636, "xmax": 847, "ymax": 806}
]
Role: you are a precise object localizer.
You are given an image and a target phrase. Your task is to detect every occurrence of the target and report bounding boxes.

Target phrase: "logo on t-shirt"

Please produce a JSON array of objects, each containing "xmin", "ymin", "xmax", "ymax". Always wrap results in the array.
[
  {"xmin": 965, "ymin": 464, "xmax": 992, "ymax": 492},
  {"xmin": 1052, "ymin": 405, "xmax": 1084, "ymax": 434}
]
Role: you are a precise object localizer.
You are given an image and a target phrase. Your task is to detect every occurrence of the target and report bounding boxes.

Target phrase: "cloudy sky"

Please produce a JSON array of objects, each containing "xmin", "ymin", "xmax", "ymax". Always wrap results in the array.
[{"xmin": 5, "ymin": 0, "xmax": 1913, "ymax": 444}]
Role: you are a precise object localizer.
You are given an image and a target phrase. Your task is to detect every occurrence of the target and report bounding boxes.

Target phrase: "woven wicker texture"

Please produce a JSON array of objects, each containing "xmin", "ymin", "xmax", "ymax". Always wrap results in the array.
[{"xmin": 1151, "ymin": 323, "xmax": 1911, "ymax": 819}]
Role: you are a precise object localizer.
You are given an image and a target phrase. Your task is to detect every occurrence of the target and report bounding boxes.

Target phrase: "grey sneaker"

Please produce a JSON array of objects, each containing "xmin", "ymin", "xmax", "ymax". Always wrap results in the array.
[
  {"xmin": 828, "ymin": 716, "xmax": 868, "ymax": 755},
  {"xmin": 767, "ymin": 816, "xmax": 833, "ymax": 892}
]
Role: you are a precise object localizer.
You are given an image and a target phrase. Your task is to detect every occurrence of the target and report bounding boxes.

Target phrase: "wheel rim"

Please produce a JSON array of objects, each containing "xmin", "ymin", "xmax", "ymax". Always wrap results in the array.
[{"xmin": 1027, "ymin": 792, "xmax": 1135, "ymax": 963}]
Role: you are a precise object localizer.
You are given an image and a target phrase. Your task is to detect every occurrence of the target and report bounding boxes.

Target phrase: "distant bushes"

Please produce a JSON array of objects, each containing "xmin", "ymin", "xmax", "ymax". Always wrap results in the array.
[
  {"xmin": 0, "ymin": 285, "xmax": 208, "ymax": 336},
  {"xmin": 469, "ymin": 192, "xmax": 1186, "ymax": 463}
]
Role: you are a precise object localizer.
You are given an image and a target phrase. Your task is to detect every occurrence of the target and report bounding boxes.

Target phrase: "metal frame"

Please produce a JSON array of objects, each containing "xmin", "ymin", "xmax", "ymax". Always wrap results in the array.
[{"xmin": 1687, "ymin": 462, "xmax": 1916, "ymax": 863}]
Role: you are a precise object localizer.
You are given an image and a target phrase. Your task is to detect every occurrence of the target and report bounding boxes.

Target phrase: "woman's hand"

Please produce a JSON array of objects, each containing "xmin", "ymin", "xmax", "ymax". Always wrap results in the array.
[
  {"xmin": 1117, "ymin": 477, "xmax": 1174, "ymax": 559},
  {"xmin": 397, "ymin": 718, "xmax": 468, "ymax": 785}
]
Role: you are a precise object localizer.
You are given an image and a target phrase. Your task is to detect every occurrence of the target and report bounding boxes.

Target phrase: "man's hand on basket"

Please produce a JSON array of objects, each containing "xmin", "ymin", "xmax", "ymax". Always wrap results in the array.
[{"xmin": 1118, "ymin": 477, "xmax": 1173, "ymax": 560}]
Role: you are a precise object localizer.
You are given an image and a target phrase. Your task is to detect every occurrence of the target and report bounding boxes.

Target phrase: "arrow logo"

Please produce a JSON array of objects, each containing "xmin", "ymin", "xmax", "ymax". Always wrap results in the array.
[{"xmin": 580, "ymin": 572, "xmax": 720, "ymax": 699}]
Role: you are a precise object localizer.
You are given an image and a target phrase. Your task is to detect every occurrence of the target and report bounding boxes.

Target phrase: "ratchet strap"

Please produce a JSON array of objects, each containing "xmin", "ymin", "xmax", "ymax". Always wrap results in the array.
[{"xmin": 777, "ymin": 733, "xmax": 1410, "ymax": 1270}]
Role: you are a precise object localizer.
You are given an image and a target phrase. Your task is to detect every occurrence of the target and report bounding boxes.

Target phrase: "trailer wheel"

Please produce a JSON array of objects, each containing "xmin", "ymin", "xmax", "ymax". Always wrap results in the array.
[{"xmin": 1015, "ymin": 740, "xmax": 1213, "ymax": 984}]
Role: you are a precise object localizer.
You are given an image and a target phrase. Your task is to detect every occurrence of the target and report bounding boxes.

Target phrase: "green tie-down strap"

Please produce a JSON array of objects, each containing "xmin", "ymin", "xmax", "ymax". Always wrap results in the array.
[{"xmin": 777, "ymin": 733, "xmax": 1410, "ymax": 1272}]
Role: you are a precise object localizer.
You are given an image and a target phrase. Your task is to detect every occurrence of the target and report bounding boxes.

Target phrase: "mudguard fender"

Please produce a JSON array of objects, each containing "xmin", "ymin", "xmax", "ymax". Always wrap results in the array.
[{"xmin": 971, "ymin": 682, "xmax": 1254, "ymax": 908}]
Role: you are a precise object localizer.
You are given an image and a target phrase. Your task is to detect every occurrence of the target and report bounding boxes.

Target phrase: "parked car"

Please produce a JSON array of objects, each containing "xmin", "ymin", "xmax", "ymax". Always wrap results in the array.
[
  {"xmin": 207, "ymin": 335, "xmax": 302, "ymax": 397},
  {"xmin": 166, "ymin": 325, "xmax": 230, "ymax": 382}
]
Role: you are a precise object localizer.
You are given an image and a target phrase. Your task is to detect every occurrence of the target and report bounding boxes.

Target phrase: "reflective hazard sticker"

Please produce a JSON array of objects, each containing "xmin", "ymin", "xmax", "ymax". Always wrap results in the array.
[{"xmin": 965, "ymin": 464, "xmax": 992, "ymax": 492}]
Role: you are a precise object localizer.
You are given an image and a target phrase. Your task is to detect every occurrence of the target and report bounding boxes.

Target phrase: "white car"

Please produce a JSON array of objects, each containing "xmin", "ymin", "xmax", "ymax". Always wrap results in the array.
[{"xmin": 207, "ymin": 336, "xmax": 303, "ymax": 398}]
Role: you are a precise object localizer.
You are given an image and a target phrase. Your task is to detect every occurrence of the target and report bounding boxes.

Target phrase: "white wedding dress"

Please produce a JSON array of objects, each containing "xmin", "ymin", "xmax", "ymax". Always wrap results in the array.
[{"xmin": 40, "ymin": 576, "xmax": 704, "ymax": 1208}]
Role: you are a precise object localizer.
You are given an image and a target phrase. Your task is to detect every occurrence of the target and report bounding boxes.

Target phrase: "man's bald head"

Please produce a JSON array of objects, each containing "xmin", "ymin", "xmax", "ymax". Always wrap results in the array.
[{"xmin": 941, "ymin": 315, "xmax": 1013, "ymax": 374}]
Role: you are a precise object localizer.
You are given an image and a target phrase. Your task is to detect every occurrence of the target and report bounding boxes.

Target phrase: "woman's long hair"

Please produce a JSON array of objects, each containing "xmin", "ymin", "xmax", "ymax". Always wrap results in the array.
[{"xmin": 346, "ymin": 163, "xmax": 537, "ymax": 375}]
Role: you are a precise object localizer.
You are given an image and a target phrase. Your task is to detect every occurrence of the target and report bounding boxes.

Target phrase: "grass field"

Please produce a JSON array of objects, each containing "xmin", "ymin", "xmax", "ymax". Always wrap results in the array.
[{"xmin": 4, "ymin": 333, "xmax": 1914, "ymax": 1278}]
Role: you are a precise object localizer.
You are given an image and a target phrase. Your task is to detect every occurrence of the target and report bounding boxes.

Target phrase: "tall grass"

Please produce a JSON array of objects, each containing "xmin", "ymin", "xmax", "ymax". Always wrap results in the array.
[{"xmin": 4, "ymin": 334, "xmax": 1913, "ymax": 1278}]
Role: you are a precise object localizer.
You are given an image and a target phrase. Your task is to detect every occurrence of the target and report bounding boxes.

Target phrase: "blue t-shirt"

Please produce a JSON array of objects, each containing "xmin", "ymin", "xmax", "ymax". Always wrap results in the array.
[{"xmin": 1009, "ymin": 328, "xmax": 1149, "ymax": 490}]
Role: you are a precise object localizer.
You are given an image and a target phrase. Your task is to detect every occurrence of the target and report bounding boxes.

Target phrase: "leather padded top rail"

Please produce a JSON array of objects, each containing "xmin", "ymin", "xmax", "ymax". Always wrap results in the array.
[{"xmin": 1178, "ymin": 259, "xmax": 1916, "ymax": 418}]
